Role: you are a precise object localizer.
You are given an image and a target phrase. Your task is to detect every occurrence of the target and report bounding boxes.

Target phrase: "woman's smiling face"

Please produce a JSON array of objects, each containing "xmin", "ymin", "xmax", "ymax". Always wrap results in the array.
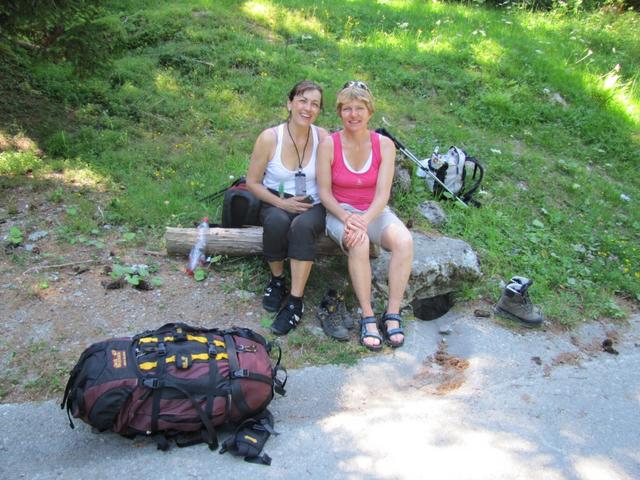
[
  {"xmin": 288, "ymin": 89, "xmax": 322, "ymax": 125},
  {"xmin": 339, "ymin": 99, "xmax": 372, "ymax": 131}
]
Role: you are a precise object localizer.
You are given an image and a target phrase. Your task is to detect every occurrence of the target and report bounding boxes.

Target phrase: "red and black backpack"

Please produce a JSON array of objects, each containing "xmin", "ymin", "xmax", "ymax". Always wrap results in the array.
[{"xmin": 61, "ymin": 323, "xmax": 286, "ymax": 464}]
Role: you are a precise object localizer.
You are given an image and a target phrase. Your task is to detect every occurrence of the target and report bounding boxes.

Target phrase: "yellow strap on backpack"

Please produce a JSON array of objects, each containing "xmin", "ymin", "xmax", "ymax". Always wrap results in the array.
[
  {"xmin": 138, "ymin": 335, "xmax": 224, "ymax": 346},
  {"xmin": 138, "ymin": 352, "xmax": 228, "ymax": 371}
]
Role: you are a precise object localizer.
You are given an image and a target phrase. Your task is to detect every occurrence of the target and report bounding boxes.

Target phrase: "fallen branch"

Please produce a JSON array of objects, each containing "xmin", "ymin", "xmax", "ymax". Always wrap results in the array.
[
  {"xmin": 21, "ymin": 259, "xmax": 101, "ymax": 276},
  {"xmin": 142, "ymin": 250, "xmax": 165, "ymax": 256}
]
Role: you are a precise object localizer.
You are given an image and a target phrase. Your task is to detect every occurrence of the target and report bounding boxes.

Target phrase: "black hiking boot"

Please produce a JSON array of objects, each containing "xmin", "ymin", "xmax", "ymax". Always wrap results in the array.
[
  {"xmin": 271, "ymin": 295, "xmax": 304, "ymax": 336},
  {"xmin": 262, "ymin": 275, "xmax": 287, "ymax": 312}
]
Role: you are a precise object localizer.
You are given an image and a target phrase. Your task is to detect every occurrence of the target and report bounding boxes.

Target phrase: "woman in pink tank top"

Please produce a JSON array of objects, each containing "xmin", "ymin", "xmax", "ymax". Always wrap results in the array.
[{"xmin": 317, "ymin": 81, "xmax": 413, "ymax": 350}]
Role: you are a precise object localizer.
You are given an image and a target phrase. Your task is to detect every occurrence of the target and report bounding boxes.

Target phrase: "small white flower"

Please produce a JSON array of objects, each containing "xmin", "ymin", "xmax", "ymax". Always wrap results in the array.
[
  {"xmin": 490, "ymin": 148, "xmax": 502, "ymax": 154},
  {"xmin": 620, "ymin": 194, "xmax": 631, "ymax": 202}
]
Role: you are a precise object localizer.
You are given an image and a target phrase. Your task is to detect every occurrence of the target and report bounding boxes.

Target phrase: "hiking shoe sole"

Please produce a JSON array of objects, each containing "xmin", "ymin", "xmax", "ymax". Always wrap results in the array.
[{"xmin": 494, "ymin": 306, "xmax": 543, "ymax": 327}]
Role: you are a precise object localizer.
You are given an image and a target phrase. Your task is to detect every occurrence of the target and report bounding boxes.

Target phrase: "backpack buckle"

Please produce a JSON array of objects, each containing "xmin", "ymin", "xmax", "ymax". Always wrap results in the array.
[
  {"xmin": 232, "ymin": 369, "xmax": 249, "ymax": 379},
  {"xmin": 142, "ymin": 378, "xmax": 161, "ymax": 389},
  {"xmin": 235, "ymin": 344, "xmax": 257, "ymax": 353}
]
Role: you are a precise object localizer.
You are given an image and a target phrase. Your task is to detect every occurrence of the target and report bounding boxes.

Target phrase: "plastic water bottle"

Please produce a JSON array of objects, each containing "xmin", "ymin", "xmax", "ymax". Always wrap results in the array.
[{"xmin": 187, "ymin": 217, "xmax": 209, "ymax": 275}]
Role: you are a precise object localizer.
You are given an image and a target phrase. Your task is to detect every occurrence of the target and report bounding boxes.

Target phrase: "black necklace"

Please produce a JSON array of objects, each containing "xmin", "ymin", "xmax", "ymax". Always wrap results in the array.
[{"xmin": 286, "ymin": 121, "xmax": 311, "ymax": 171}]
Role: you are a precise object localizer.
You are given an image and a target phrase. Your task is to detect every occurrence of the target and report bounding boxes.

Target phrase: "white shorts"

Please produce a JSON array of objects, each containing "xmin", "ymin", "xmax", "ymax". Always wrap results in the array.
[{"xmin": 325, "ymin": 204, "xmax": 404, "ymax": 252}]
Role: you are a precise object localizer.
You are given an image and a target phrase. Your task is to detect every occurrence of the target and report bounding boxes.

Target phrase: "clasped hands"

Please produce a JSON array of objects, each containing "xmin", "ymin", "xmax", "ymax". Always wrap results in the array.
[
  {"xmin": 343, "ymin": 212, "xmax": 368, "ymax": 248},
  {"xmin": 282, "ymin": 196, "xmax": 313, "ymax": 213}
]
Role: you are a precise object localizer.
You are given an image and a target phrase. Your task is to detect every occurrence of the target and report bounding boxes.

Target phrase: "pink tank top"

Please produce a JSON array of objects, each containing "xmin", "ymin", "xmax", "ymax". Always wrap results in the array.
[{"xmin": 331, "ymin": 131, "xmax": 382, "ymax": 210}]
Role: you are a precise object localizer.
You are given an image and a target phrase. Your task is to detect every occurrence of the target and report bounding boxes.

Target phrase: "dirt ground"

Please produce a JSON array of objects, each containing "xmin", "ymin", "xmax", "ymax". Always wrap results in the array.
[{"xmin": 0, "ymin": 182, "xmax": 283, "ymax": 404}]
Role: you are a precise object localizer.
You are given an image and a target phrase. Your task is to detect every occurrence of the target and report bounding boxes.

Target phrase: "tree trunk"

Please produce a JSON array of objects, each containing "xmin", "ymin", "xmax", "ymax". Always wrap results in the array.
[{"xmin": 165, "ymin": 226, "xmax": 377, "ymax": 257}]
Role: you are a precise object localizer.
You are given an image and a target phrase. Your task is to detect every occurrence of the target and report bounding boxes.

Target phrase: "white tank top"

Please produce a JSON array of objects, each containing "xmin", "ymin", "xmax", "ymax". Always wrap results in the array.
[{"xmin": 263, "ymin": 124, "xmax": 320, "ymax": 204}]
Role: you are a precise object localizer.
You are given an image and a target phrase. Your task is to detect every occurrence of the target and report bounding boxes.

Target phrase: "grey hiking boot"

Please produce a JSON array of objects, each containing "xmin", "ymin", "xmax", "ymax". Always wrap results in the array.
[
  {"xmin": 317, "ymin": 297, "xmax": 350, "ymax": 341},
  {"xmin": 324, "ymin": 289, "xmax": 356, "ymax": 330},
  {"xmin": 494, "ymin": 279, "xmax": 543, "ymax": 327}
]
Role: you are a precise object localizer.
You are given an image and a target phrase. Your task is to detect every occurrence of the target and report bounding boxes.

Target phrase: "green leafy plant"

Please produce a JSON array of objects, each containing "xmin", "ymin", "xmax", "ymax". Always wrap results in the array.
[
  {"xmin": 7, "ymin": 227, "xmax": 23, "ymax": 246},
  {"xmin": 110, "ymin": 263, "xmax": 161, "ymax": 289},
  {"xmin": 193, "ymin": 267, "xmax": 207, "ymax": 282}
]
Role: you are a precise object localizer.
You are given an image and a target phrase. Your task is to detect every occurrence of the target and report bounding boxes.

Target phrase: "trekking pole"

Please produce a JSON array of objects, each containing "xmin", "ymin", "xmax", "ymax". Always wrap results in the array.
[
  {"xmin": 198, "ymin": 187, "xmax": 227, "ymax": 203},
  {"xmin": 376, "ymin": 128, "xmax": 469, "ymax": 208}
]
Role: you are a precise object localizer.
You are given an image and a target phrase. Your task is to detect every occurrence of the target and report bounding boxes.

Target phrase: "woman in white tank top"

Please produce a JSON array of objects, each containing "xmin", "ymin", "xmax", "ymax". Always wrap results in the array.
[{"xmin": 246, "ymin": 81, "xmax": 329, "ymax": 336}]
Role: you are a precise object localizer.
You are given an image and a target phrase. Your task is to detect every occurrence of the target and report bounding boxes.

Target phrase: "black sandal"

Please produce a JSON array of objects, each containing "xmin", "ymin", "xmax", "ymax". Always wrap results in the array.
[
  {"xmin": 359, "ymin": 316, "xmax": 383, "ymax": 351},
  {"xmin": 379, "ymin": 312, "xmax": 405, "ymax": 348}
]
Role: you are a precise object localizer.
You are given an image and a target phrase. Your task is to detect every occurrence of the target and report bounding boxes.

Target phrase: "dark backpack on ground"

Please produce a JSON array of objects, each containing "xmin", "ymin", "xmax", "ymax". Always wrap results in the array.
[
  {"xmin": 200, "ymin": 177, "xmax": 262, "ymax": 228},
  {"xmin": 61, "ymin": 323, "xmax": 286, "ymax": 462}
]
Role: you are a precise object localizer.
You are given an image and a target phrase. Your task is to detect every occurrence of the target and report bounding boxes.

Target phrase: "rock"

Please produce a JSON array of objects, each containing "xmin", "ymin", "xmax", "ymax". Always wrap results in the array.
[
  {"xmin": 371, "ymin": 231, "xmax": 482, "ymax": 307},
  {"xmin": 550, "ymin": 92, "xmax": 569, "ymax": 108},
  {"xmin": 393, "ymin": 165, "xmax": 412, "ymax": 194},
  {"xmin": 418, "ymin": 201, "xmax": 447, "ymax": 227},
  {"xmin": 102, "ymin": 278, "xmax": 125, "ymax": 290},
  {"xmin": 235, "ymin": 290, "xmax": 254, "ymax": 300},
  {"xmin": 28, "ymin": 230, "xmax": 48, "ymax": 241},
  {"xmin": 602, "ymin": 338, "xmax": 619, "ymax": 355}
]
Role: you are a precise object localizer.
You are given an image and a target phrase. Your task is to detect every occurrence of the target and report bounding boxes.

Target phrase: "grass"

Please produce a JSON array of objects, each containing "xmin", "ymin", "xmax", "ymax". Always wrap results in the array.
[{"xmin": 1, "ymin": 0, "xmax": 638, "ymax": 335}]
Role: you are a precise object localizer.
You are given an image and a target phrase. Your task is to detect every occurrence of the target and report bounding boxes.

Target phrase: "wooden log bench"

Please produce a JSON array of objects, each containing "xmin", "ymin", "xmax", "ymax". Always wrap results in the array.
[{"xmin": 165, "ymin": 226, "xmax": 378, "ymax": 257}]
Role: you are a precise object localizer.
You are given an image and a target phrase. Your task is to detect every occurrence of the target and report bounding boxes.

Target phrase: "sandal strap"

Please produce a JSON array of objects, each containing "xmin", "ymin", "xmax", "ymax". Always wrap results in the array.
[
  {"xmin": 360, "ymin": 316, "xmax": 383, "ymax": 342},
  {"xmin": 382, "ymin": 312, "xmax": 403, "ymax": 323},
  {"xmin": 382, "ymin": 312, "xmax": 405, "ymax": 343},
  {"xmin": 361, "ymin": 331, "xmax": 383, "ymax": 341},
  {"xmin": 361, "ymin": 316, "xmax": 377, "ymax": 326},
  {"xmin": 385, "ymin": 327, "xmax": 404, "ymax": 337}
]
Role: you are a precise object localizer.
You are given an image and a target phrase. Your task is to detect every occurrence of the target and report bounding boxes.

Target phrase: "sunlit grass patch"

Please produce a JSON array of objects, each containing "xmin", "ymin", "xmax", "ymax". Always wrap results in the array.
[{"xmin": 0, "ymin": 151, "xmax": 44, "ymax": 176}]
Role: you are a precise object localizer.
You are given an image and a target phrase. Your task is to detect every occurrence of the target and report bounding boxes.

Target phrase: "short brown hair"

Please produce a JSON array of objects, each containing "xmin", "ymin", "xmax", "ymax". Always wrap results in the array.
[{"xmin": 288, "ymin": 80, "xmax": 324, "ymax": 109}]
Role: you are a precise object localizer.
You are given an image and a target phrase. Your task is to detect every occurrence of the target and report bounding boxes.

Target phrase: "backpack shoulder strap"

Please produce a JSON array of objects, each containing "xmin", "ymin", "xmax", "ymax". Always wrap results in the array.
[{"xmin": 461, "ymin": 155, "xmax": 484, "ymax": 206}]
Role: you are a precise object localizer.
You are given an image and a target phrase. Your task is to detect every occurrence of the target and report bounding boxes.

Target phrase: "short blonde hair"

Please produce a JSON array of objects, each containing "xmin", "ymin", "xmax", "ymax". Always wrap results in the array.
[{"xmin": 336, "ymin": 83, "xmax": 375, "ymax": 115}]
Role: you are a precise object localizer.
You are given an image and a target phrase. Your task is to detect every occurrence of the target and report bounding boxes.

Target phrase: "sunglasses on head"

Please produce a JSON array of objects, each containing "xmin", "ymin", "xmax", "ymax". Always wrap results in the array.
[{"xmin": 342, "ymin": 80, "xmax": 370, "ymax": 91}]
